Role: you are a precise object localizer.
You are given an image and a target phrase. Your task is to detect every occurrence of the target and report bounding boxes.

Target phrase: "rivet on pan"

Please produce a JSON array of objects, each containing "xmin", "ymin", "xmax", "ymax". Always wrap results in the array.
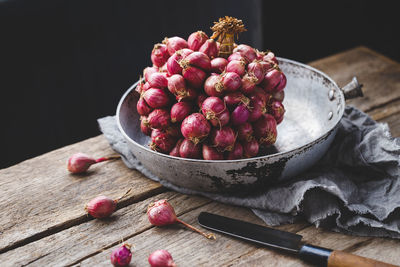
[
  {"xmin": 337, "ymin": 104, "xmax": 341, "ymax": 114},
  {"xmin": 328, "ymin": 111, "xmax": 333, "ymax": 120},
  {"xmin": 328, "ymin": 89, "xmax": 335, "ymax": 100}
]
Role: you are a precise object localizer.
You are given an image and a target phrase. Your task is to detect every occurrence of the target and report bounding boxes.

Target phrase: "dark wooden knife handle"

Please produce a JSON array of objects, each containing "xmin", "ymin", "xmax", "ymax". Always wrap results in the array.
[
  {"xmin": 299, "ymin": 244, "xmax": 398, "ymax": 267},
  {"xmin": 327, "ymin": 250, "xmax": 398, "ymax": 267}
]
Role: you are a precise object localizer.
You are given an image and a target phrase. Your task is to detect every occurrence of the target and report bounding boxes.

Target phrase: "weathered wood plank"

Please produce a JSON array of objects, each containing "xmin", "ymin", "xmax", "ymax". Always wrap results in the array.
[
  {"xmin": 371, "ymin": 99, "xmax": 400, "ymax": 137},
  {"xmin": 309, "ymin": 46, "xmax": 400, "ymax": 112},
  {"xmin": 0, "ymin": 192, "xmax": 211, "ymax": 266},
  {"xmin": 77, "ymin": 202, "xmax": 309, "ymax": 267},
  {"xmin": 0, "ymin": 135, "xmax": 164, "ymax": 253}
]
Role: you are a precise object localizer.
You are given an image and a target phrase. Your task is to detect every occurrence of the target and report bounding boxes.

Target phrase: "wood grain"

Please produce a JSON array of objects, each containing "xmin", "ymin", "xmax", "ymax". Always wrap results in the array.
[
  {"xmin": 328, "ymin": 250, "xmax": 398, "ymax": 267},
  {"xmin": 0, "ymin": 135, "xmax": 164, "ymax": 253}
]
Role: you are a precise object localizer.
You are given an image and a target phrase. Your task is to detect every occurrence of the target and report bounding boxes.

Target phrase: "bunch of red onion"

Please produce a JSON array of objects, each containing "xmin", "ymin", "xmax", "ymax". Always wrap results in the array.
[{"xmin": 136, "ymin": 31, "xmax": 286, "ymax": 160}]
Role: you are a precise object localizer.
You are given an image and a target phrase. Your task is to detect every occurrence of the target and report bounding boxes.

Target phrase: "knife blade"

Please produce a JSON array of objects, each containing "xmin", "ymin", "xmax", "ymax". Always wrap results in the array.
[{"xmin": 198, "ymin": 212, "xmax": 397, "ymax": 267}]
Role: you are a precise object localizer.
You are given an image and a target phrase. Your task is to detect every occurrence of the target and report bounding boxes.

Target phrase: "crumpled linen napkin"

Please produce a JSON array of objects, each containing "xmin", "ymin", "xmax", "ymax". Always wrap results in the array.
[{"xmin": 98, "ymin": 106, "xmax": 400, "ymax": 238}]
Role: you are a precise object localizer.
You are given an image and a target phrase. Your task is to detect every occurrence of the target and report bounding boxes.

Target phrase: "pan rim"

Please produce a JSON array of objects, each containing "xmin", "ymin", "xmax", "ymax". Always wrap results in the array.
[{"xmin": 116, "ymin": 57, "xmax": 344, "ymax": 163}]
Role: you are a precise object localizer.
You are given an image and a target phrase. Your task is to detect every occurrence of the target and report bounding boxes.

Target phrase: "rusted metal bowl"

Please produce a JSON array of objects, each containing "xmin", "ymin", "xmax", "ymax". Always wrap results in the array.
[{"xmin": 116, "ymin": 58, "xmax": 362, "ymax": 193}]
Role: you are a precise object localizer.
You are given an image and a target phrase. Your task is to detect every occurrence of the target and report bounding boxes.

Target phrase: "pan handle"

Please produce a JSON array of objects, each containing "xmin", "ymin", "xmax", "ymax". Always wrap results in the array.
[{"xmin": 341, "ymin": 76, "xmax": 364, "ymax": 99}]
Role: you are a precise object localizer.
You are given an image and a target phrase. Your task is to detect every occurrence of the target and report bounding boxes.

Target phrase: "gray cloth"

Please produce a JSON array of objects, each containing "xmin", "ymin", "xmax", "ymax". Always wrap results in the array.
[{"xmin": 98, "ymin": 107, "xmax": 400, "ymax": 238}]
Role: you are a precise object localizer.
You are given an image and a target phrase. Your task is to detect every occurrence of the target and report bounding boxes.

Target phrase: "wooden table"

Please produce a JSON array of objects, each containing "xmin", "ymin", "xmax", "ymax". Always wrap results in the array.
[{"xmin": 1, "ymin": 46, "xmax": 399, "ymax": 266}]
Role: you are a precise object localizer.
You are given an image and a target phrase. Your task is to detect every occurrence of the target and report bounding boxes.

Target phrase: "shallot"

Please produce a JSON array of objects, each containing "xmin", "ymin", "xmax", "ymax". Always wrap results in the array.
[
  {"xmin": 253, "ymin": 114, "xmax": 277, "ymax": 146},
  {"xmin": 111, "ymin": 244, "xmax": 132, "ymax": 267},
  {"xmin": 151, "ymin": 44, "xmax": 170, "ymax": 67},
  {"xmin": 67, "ymin": 152, "xmax": 119, "ymax": 174},
  {"xmin": 199, "ymin": 39, "xmax": 218, "ymax": 59},
  {"xmin": 148, "ymin": 249, "xmax": 176, "ymax": 267},
  {"xmin": 164, "ymin": 36, "xmax": 188, "ymax": 56},
  {"xmin": 85, "ymin": 189, "xmax": 131, "ymax": 219},
  {"xmin": 202, "ymin": 144, "xmax": 224, "ymax": 160},
  {"xmin": 210, "ymin": 57, "xmax": 228, "ymax": 73},
  {"xmin": 210, "ymin": 126, "xmax": 236, "ymax": 152},
  {"xmin": 181, "ymin": 113, "xmax": 211, "ymax": 144},
  {"xmin": 170, "ymin": 102, "xmax": 192, "ymax": 123},
  {"xmin": 188, "ymin": 31, "xmax": 208, "ymax": 51},
  {"xmin": 179, "ymin": 138, "xmax": 201, "ymax": 159},
  {"xmin": 148, "ymin": 109, "xmax": 170, "ymax": 129},
  {"xmin": 143, "ymin": 88, "xmax": 170, "ymax": 108}
]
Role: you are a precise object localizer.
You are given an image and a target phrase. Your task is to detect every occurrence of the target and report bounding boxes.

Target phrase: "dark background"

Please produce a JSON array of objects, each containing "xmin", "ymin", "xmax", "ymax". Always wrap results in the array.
[{"xmin": 1, "ymin": 0, "xmax": 399, "ymax": 168}]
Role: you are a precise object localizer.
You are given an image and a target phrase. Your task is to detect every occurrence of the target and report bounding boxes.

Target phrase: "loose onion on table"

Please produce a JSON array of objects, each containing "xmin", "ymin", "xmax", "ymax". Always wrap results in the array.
[{"xmin": 135, "ymin": 16, "xmax": 288, "ymax": 160}]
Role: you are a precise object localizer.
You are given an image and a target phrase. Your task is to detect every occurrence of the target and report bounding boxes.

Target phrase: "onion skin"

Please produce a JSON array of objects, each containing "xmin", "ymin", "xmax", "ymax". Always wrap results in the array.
[
  {"xmin": 210, "ymin": 126, "xmax": 236, "ymax": 152},
  {"xmin": 231, "ymin": 104, "xmax": 250, "ymax": 126},
  {"xmin": 169, "ymin": 138, "xmax": 183, "ymax": 157},
  {"xmin": 179, "ymin": 139, "xmax": 202, "ymax": 159},
  {"xmin": 226, "ymin": 60, "xmax": 246, "ymax": 77},
  {"xmin": 233, "ymin": 44, "xmax": 257, "ymax": 63},
  {"xmin": 148, "ymin": 109, "xmax": 170, "ymax": 129},
  {"xmin": 224, "ymin": 92, "xmax": 250, "ymax": 107},
  {"xmin": 181, "ymin": 113, "xmax": 211, "ymax": 144},
  {"xmin": 210, "ymin": 57, "xmax": 228, "ymax": 73},
  {"xmin": 251, "ymin": 87, "xmax": 270, "ymax": 106},
  {"xmin": 212, "ymin": 109, "xmax": 230, "ymax": 127},
  {"xmin": 137, "ymin": 97, "xmax": 152, "ymax": 116},
  {"xmin": 272, "ymin": 90, "xmax": 285, "ymax": 102},
  {"xmin": 150, "ymin": 129, "xmax": 176, "ymax": 153},
  {"xmin": 111, "ymin": 244, "xmax": 132, "ymax": 267},
  {"xmin": 228, "ymin": 52, "xmax": 247, "ymax": 63},
  {"xmin": 182, "ymin": 66, "xmax": 206, "ymax": 88},
  {"xmin": 143, "ymin": 88, "xmax": 170, "ymax": 109},
  {"xmin": 148, "ymin": 249, "xmax": 176, "ymax": 267},
  {"xmin": 275, "ymin": 72, "xmax": 287, "ymax": 92},
  {"xmin": 248, "ymin": 97, "xmax": 267, "ymax": 122},
  {"xmin": 201, "ymin": 96, "xmax": 229, "ymax": 127},
  {"xmin": 202, "ymin": 144, "xmax": 224, "ymax": 160},
  {"xmin": 236, "ymin": 122, "xmax": 254, "ymax": 142},
  {"xmin": 183, "ymin": 51, "xmax": 211, "ymax": 71},
  {"xmin": 220, "ymin": 72, "xmax": 242, "ymax": 92},
  {"xmin": 262, "ymin": 69, "xmax": 282, "ymax": 93},
  {"xmin": 196, "ymin": 93, "xmax": 207, "ymax": 109},
  {"xmin": 144, "ymin": 67, "xmax": 159, "ymax": 82},
  {"xmin": 85, "ymin": 196, "xmax": 116, "ymax": 219},
  {"xmin": 167, "ymin": 74, "xmax": 186, "ymax": 95},
  {"xmin": 67, "ymin": 153, "xmax": 96, "ymax": 173},
  {"xmin": 263, "ymin": 51, "xmax": 278, "ymax": 64},
  {"xmin": 175, "ymin": 87, "xmax": 198, "ymax": 102},
  {"xmin": 148, "ymin": 72, "xmax": 168, "ymax": 89},
  {"xmin": 166, "ymin": 52, "xmax": 183, "ymax": 76},
  {"xmin": 247, "ymin": 61, "xmax": 265, "ymax": 84},
  {"xmin": 188, "ymin": 31, "xmax": 208, "ymax": 51},
  {"xmin": 140, "ymin": 116, "xmax": 152, "ymax": 136},
  {"xmin": 253, "ymin": 113, "xmax": 277, "ymax": 146},
  {"xmin": 199, "ymin": 39, "xmax": 218, "ymax": 59},
  {"xmin": 147, "ymin": 199, "xmax": 177, "ymax": 226},
  {"xmin": 242, "ymin": 139, "xmax": 259, "ymax": 158},
  {"xmin": 151, "ymin": 43, "xmax": 170, "ymax": 67},
  {"xmin": 170, "ymin": 102, "xmax": 192, "ymax": 123},
  {"xmin": 204, "ymin": 74, "xmax": 223, "ymax": 97},
  {"xmin": 270, "ymin": 101, "xmax": 285, "ymax": 124},
  {"xmin": 240, "ymin": 74, "xmax": 258, "ymax": 95},
  {"xmin": 164, "ymin": 36, "xmax": 188, "ymax": 56},
  {"xmin": 226, "ymin": 142, "xmax": 244, "ymax": 160}
]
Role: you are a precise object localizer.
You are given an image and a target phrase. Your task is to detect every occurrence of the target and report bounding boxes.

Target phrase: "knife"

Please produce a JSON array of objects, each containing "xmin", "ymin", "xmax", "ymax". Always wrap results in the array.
[{"xmin": 198, "ymin": 212, "xmax": 397, "ymax": 267}]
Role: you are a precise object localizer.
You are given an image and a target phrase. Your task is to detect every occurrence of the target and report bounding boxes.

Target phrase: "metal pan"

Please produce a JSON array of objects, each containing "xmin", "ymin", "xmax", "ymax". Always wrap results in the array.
[{"xmin": 116, "ymin": 58, "xmax": 363, "ymax": 193}]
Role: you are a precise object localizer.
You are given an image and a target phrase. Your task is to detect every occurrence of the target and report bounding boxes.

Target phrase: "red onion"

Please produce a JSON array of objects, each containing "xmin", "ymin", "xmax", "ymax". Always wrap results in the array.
[
  {"xmin": 142, "ymin": 82, "xmax": 151, "ymax": 92},
  {"xmin": 188, "ymin": 31, "xmax": 208, "ymax": 51},
  {"xmin": 214, "ymin": 109, "xmax": 230, "ymax": 127},
  {"xmin": 85, "ymin": 195, "xmax": 116, "ymax": 219},
  {"xmin": 181, "ymin": 64, "xmax": 206, "ymax": 88},
  {"xmin": 219, "ymin": 72, "xmax": 242, "ymax": 92},
  {"xmin": 143, "ymin": 88, "xmax": 170, "ymax": 108},
  {"xmin": 224, "ymin": 92, "xmax": 250, "ymax": 107},
  {"xmin": 259, "ymin": 60, "xmax": 274, "ymax": 73},
  {"xmin": 236, "ymin": 122, "xmax": 254, "ymax": 142},
  {"xmin": 181, "ymin": 113, "xmax": 211, "ymax": 144},
  {"xmin": 210, "ymin": 126, "xmax": 236, "ymax": 152},
  {"xmin": 253, "ymin": 114, "xmax": 277, "ymax": 146},
  {"xmin": 201, "ymin": 96, "xmax": 229, "ymax": 127},
  {"xmin": 159, "ymin": 63, "xmax": 168, "ymax": 74},
  {"xmin": 248, "ymin": 97, "xmax": 267, "ymax": 122},
  {"xmin": 165, "ymin": 124, "xmax": 181, "ymax": 138},
  {"xmin": 270, "ymin": 100, "xmax": 285, "ymax": 124},
  {"xmin": 233, "ymin": 44, "xmax": 256, "ymax": 62},
  {"xmin": 179, "ymin": 139, "xmax": 202, "ymax": 159},
  {"xmin": 111, "ymin": 244, "xmax": 132, "ymax": 267},
  {"xmin": 210, "ymin": 57, "xmax": 228, "ymax": 73},
  {"xmin": 273, "ymin": 90, "xmax": 285, "ymax": 102},
  {"xmin": 251, "ymin": 87, "xmax": 270, "ymax": 106},
  {"xmin": 147, "ymin": 109, "xmax": 170, "ymax": 129},
  {"xmin": 137, "ymin": 97, "xmax": 152, "ymax": 116},
  {"xmin": 202, "ymin": 144, "xmax": 224, "ymax": 160},
  {"xmin": 240, "ymin": 74, "xmax": 258, "ymax": 94},
  {"xmin": 199, "ymin": 39, "xmax": 218, "ymax": 59},
  {"xmin": 169, "ymin": 138, "xmax": 183, "ymax": 157},
  {"xmin": 167, "ymin": 74, "xmax": 186, "ymax": 95},
  {"xmin": 151, "ymin": 43, "xmax": 170, "ymax": 67},
  {"xmin": 196, "ymin": 93, "xmax": 207, "ymax": 109},
  {"xmin": 148, "ymin": 250, "xmax": 176, "ymax": 267},
  {"xmin": 140, "ymin": 116, "xmax": 152, "ymax": 136},
  {"xmin": 181, "ymin": 51, "xmax": 211, "ymax": 71},
  {"xmin": 263, "ymin": 51, "xmax": 278, "ymax": 64},
  {"xmin": 231, "ymin": 104, "xmax": 250, "ymax": 125},
  {"xmin": 144, "ymin": 67, "xmax": 159, "ymax": 82},
  {"xmin": 163, "ymin": 36, "xmax": 188, "ymax": 56},
  {"xmin": 262, "ymin": 69, "xmax": 282, "ymax": 93},
  {"xmin": 247, "ymin": 61, "xmax": 265, "ymax": 84},
  {"xmin": 148, "ymin": 72, "xmax": 168, "ymax": 89},
  {"xmin": 242, "ymin": 139, "xmax": 259, "ymax": 158},
  {"xmin": 226, "ymin": 142, "xmax": 244, "ymax": 160},
  {"xmin": 228, "ymin": 52, "xmax": 246, "ymax": 63},
  {"xmin": 170, "ymin": 102, "xmax": 192, "ymax": 123},
  {"xmin": 275, "ymin": 72, "xmax": 287, "ymax": 92},
  {"xmin": 135, "ymin": 81, "xmax": 145, "ymax": 94},
  {"xmin": 166, "ymin": 52, "xmax": 183, "ymax": 76},
  {"xmin": 67, "ymin": 152, "xmax": 119, "ymax": 174},
  {"xmin": 204, "ymin": 74, "xmax": 223, "ymax": 97},
  {"xmin": 226, "ymin": 59, "xmax": 246, "ymax": 77},
  {"xmin": 147, "ymin": 199, "xmax": 215, "ymax": 239},
  {"xmin": 175, "ymin": 87, "xmax": 197, "ymax": 102},
  {"xmin": 150, "ymin": 129, "xmax": 176, "ymax": 153}
]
